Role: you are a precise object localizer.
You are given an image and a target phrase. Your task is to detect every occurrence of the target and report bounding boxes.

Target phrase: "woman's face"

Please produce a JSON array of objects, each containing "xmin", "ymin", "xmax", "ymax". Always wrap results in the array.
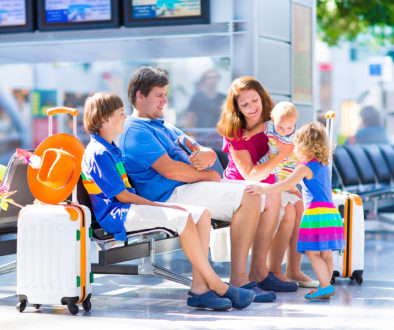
[{"xmin": 236, "ymin": 89, "xmax": 263, "ymax": 125}]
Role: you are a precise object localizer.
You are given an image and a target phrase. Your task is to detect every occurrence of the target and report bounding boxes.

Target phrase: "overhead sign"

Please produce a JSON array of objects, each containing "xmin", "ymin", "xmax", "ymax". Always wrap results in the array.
[{"xmin": 368, "ymin": 56, "xmax": 392, "ymax": 82}]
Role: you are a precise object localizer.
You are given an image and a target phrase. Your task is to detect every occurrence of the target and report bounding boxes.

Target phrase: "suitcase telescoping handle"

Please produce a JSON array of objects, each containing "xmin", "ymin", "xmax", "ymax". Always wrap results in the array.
[
  {"xmin": 46, "ymin": 106, "xmax": 80, "ymax": 203},
  {"xmin": 325, "ymin": 110, "xmax": 336, "ymax": 173},
  {"xmin": 47, "ymin": 107, "xmax": 79, "ymax": 138}
]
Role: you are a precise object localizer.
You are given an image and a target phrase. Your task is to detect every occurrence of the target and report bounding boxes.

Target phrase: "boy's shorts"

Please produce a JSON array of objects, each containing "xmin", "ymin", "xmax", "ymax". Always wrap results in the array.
[{"xmin": 124, "ymin": 203, "xmax": 206, "ymax": 235}]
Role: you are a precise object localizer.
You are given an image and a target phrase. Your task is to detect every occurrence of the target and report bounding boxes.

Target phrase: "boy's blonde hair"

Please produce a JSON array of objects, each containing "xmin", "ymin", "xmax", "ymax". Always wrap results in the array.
[
  {"xmin": 271, "ymin": 101, "xmax": 298, "ymax": 123},
  {"xmin": 294, "ymin": 122, "xmax": 330, "ymax": 165},
  {"xmin": 84, "ymin": 92, "xmax": 123, "ymax": 134}
]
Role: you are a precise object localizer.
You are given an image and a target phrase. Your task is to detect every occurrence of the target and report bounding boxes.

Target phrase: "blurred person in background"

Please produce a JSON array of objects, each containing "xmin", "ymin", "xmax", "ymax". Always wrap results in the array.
[
  {"xmin": 184, "ymin": 69, "xmax": 226, "ymax": 128},
  {"xmin": 347, "ymin": 105, "xmax": 389, "ymax": 145}
]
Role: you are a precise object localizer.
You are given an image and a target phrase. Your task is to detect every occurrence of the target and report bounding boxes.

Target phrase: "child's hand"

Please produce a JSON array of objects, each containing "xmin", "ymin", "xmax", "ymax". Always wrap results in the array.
[
  {"xmin": 242, "ymin": 129, "xmax": 253, "ymax": 141},
  {"xmin": 245, "ymin": 184, "xmax": 263, "ymax": 195}
]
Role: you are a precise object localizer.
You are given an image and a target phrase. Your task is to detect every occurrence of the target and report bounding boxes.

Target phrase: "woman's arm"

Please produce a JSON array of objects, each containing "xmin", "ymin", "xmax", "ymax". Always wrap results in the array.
[
  {"xmin": 245, "ymin": 165, "xmax": 311, "ymax": 195},
  {"xmin": 230, "ymin": 142, "xmax": 294, "ymax": 181}
]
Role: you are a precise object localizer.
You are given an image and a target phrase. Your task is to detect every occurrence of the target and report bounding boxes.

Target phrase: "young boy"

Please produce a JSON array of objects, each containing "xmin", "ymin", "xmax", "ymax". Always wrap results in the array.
[
  {"xmin": 81, "ymin": 91, "xmax": 255, "ymax": 310},
  {"xmin": 243, "ymin": 101, "xmax": 298, "ymax": 181}
]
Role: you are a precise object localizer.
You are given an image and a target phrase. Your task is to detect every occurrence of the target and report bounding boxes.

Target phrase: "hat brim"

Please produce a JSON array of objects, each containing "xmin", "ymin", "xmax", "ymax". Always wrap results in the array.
[{"xmin": 27, "ymin": 133, "xmax": 84, "ymax": 204}]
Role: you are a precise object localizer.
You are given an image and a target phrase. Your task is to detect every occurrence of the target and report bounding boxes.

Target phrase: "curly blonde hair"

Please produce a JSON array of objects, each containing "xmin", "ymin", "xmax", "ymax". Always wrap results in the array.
[
  {"xmin": 217, "ymin": 76, "xmax": 274, "ymax": 139},
  {"xmin": 294, "ymin": 122, "xmax": 330, "ymax": 165}
]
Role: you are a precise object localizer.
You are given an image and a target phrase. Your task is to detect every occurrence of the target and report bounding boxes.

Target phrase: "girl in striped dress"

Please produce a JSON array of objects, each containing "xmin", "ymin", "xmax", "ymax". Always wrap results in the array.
[{"xmin": 245, "ymin": 122, "xmax": 345, "ymax": 299}]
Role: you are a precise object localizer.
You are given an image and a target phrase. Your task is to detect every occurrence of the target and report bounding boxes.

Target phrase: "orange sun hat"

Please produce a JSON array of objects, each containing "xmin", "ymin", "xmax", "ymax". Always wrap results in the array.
[{"xmin": 27, "ymin": 133, "xmax": 84, "ymax": 204}]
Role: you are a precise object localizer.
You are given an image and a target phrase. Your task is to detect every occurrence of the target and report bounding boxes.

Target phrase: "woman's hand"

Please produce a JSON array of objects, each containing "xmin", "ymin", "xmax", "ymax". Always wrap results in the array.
[
  {"xmin": 245, "ymin": 184, "xmax": 264, "ymax": 195},
  {"xmin": 275, "ymin": 139, "xmax": 294, "ymax": 158}
]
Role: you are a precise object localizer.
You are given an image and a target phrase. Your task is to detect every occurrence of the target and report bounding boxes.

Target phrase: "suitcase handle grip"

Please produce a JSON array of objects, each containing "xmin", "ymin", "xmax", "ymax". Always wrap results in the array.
[
  {"xmin": 47, "ymin": 107, "xmax": 79, "ymax": 117},
  {"xmin": 325, "ymin": 110, "xmax": 336, "ymax": 119}
]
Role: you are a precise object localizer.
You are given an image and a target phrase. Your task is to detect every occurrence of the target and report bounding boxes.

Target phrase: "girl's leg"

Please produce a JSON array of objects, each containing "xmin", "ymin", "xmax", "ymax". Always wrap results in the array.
[
  {"xmin": 249, "ymin": 193, "xmax": 281, "ymax": 283},
  {"xmin": 304, "ymin": 250, "xmax": 331, "ymax": 288},
  {"xmin": 286, "ymin": 200, "xmax": 314, "ymax": 282},
  {"xmin": 267, "ymin": 203, "xmax": 295, "ymax": 282},
  {"xmin": 321, "ymin": 250, "xmax": 333, "ymax": 282},
  {"xmin": 179, "ymin": 214, "xmax": 228, "ymax": 296}
]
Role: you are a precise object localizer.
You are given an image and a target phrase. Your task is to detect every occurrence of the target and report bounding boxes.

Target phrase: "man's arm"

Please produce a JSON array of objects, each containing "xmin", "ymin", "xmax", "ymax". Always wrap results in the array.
[
  {"xmin": 151, "ymin": 153, "xmax": 220, "ymax": 182},
  {"xmin": 189, "ymin": 145, "xmax": 216, "ymax": 170}
]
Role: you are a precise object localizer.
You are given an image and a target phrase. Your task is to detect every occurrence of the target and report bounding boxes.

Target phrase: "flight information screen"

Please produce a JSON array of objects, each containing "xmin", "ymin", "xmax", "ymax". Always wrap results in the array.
[
  {"xmin": 0, "ymin": 0, "xmax": 26, "ymax": 27},
  {"xmin": 44, "ymin": 0, "xmax": 112, "ymax": 24},
  {"xmin": 132, "ymin": 0, "xmax": 201, "ymax": 19},
  {"xmin": 124, "ymin": 0, "xmax": 209, "ymax": 27}
]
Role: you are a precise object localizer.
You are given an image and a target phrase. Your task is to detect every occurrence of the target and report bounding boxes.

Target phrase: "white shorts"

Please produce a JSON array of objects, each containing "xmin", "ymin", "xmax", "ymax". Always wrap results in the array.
[
  {"xmin": 123, "ymin": 203, "xmax": 206, "ymax": 235},
  {"xmin": 167, "ymin": 180, "xmax": 266, "ymax": 222}
]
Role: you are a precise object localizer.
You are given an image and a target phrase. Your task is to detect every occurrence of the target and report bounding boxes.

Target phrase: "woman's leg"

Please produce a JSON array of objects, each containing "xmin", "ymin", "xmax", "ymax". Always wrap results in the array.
[
  {"xmin": 249, "ymin": 193, "xmax": 281, "ymax": 283},
  {"xmin": 267, "ymin": 203, "xmax": 295, "ymax": 282},
  {"xmin": 286, "ymin": 200, "xmax": 314, "ymax": 282},
  {"xmin": 304, "ymin": 250, "xmax": 331, "ymax": 288}
]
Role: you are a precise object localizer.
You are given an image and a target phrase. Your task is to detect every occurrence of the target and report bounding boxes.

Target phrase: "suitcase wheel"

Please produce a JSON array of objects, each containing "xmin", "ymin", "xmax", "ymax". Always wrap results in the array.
[
  {"xmin": 82, "ymin": 294, "xmax": 92, "ymax": 312},
  {"xmin": 350, "ymin": 270, "xmax": 363, "ymax": 285},
  {"xmin": 16, "ymin": 301, "xmax": 27, "ymax": 313},
  {"xmin": 67, "ymin": 304, "xmax": 79, "ymax": 315},
  {"xmin": 82, "ymin": 300, "xmax": 91, "ymax": 312}
]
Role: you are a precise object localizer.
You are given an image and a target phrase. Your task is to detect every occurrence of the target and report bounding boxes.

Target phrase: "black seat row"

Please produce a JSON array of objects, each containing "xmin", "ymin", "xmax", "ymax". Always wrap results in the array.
[{"xmin": 332, "ymin": 144, "xmax": 394, "ymax": 212}]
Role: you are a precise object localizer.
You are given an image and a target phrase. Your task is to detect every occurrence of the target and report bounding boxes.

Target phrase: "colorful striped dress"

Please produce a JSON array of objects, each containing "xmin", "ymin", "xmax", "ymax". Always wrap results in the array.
[{"xmin": 297, "ymin": 160, "xmax": 345, "ymax": 254}]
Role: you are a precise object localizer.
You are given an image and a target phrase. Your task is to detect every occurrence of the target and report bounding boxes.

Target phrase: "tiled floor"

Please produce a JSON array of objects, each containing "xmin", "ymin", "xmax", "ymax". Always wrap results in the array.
[{"xmin": 1, "ymin": 220, "xmax": 394, "ymax": 329}]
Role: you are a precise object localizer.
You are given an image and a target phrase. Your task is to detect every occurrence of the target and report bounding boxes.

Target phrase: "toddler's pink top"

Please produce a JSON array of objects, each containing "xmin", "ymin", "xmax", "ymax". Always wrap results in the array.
[{"xmin": 222, "ymin": 131, "xmax": 276, "ymax": 184}]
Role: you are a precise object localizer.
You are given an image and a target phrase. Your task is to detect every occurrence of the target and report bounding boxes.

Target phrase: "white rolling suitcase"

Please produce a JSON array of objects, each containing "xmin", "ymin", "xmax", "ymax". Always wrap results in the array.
[
  {"xmin": 17, "ymin": 204, "xmax": 92, "ymax": 314},
  {"xmin": 331, "ymin": 191, "xmax": 364, "ymax": 284},
  {"xmin": 16, "ymin": 107, "xmax": 93, "ymax": 314},
  {"xmin": 325, "ymin": 111, "xmax": 365, "ymax": 285}
]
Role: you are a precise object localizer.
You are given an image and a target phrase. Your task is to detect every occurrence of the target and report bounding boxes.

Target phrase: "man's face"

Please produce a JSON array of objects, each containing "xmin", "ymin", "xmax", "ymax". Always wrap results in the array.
[{"xmin": 138, "ymin": 86, "xmax": 168, "ymax": 119}]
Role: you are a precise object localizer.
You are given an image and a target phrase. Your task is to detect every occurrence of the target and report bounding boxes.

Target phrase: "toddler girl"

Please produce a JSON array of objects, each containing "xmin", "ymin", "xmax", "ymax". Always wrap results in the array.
[
  {"xmin": 243, "ymin": 101, "xmax": 298, "ymax": 181},
  {"xmin": 245, "ymin": 122, "xmax": 345, "ymax": 299}
]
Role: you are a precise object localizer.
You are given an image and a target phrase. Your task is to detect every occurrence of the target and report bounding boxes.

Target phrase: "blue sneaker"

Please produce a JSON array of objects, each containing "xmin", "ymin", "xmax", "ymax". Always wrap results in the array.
[
  {"xmin": 305, "ymin": 285, "xmax": 335, "ymax": 300},
  {"xmin": 222, "ymin": 284, "xmax": 255, "ymax": 309},
  {"xmin": 257, "ymin": 272, "xmax": 298, "ymax": 292},
  {"xmin": 187, "ymin": 291, "xmax": 232, "ymax": 310},
  {"xmin": 241, "ymin": 282, "xmax": 276, "ymax": 302}
]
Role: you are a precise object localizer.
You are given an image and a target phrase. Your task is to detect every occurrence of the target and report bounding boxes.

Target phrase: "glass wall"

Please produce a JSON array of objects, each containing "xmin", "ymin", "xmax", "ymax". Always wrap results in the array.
[{"xmin": 0, "ymin": 56, "xmax": 231, "ymax": 163}]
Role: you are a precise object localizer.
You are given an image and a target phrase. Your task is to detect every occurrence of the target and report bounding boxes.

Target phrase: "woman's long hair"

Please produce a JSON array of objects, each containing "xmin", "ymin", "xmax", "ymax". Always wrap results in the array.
[{"xmin": 217, "ymin": 76, "xmax": 274, "ymax": 140}]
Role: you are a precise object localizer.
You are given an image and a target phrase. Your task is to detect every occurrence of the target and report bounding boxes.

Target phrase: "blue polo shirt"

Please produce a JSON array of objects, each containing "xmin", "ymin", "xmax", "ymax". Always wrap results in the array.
[
  {"xmin": 82, "ymin": 134, "xmax": 136, "ymax": 241},
  {"xmin": 118, "ymin": 116, "xmax": 189, "ymax": 202}
]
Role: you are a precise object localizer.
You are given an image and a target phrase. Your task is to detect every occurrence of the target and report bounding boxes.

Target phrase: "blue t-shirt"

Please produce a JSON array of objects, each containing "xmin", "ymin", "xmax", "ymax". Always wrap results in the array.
[
  {"xmin": 118, "ymin": 117, "xmax": 189, "ymax": 202},
  {"xmin": 300, "ymin": 160, "xmax": 333, "ymax": 208},
  {"xmin": 82, "ymin": 134, "xmax": 136, "ymax": 241}
]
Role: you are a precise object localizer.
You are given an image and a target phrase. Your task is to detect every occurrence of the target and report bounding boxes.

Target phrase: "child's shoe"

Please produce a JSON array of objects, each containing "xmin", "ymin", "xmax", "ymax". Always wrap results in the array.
[{"xmin": 305, "ymin": 285, "xmax": 335, "ymax": 300}]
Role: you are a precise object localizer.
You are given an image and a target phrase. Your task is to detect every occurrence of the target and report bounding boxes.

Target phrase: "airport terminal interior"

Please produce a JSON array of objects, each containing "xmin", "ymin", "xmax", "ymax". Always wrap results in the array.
[{"xmin": 1, "ymin": 0, "xmax": 394, "ymax": 329}]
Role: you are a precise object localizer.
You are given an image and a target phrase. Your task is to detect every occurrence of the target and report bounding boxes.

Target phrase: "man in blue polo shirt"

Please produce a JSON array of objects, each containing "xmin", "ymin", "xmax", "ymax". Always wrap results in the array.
[{"xmin": 118, "ymin": 67, "xmax": 284, "ymax": 302}]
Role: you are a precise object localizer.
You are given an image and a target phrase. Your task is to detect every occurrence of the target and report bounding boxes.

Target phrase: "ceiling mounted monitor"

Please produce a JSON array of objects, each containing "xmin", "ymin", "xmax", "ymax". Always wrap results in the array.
[
  {"xmin": 0, "ymin": 0, "xmax": 34, "ymax": 34},
  {"xmin": 37, "ymin": 0, "xmax": 120, "ymax": 31},
  {"xmin": 123, "ymin": 0, "xmax": 210, "ymax": 27}
]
